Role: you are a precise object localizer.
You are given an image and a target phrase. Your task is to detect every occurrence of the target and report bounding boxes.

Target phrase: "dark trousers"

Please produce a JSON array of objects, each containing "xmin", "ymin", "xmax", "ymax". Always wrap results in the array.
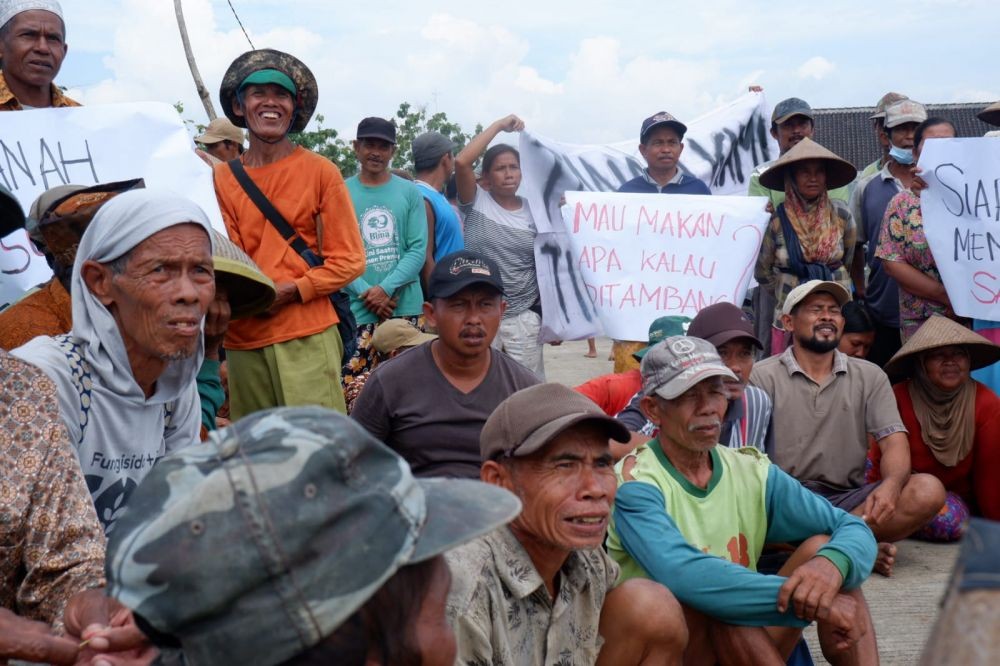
[{"xmin": 867, "ymin": 321, "xmax": 901, "ymax": 368}]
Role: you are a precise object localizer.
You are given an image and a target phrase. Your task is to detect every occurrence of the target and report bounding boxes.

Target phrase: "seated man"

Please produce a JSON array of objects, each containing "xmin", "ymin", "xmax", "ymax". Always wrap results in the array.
[
  {"xmin": 13, "ymin": 189, "xmax": 216, "ymax": 532},
  {"xmin": 607, "ymin": 336, "xmax": 878, "ymax": 664},
  {"xmin": 0, "ymin": 350, "xmax": 106, "ymax": 664},
  {"xmin": 344, "ymin": 318, "xmax": 436, "ymax": 413},
  {"xmin": 616, "ymin": 305, "xmax": 772, "ymax": 452},
  {"xmin": 750, "ymin": 280, "xmax": 945, "ymax": 576},
  {"xmin": 351, "ymin": 250, "xmax": 538, "ymax": 478},
  {"xmin": 447, "ymin": 383, "xmax": 687, "ymax": 665}
]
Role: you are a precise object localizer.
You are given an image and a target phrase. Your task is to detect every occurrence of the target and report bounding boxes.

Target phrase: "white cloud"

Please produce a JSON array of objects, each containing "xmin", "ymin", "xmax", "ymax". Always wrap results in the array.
[{"xmin": 797, "ymin": 56, "xmax": 835, "ymax": 81}]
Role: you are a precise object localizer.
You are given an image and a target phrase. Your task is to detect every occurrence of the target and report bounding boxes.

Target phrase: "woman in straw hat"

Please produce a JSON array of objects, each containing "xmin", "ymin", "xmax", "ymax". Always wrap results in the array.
[
  {"xmin": 754, "ymin": 137, "xmax": 858, "ymax": 355},
  {"xmin": 875, "ymin": 118, "xmax": 964, "ymax": 342},
  {"xmin": 869, "ymin": 315, "xmax": 1000, "ymax": 541}
]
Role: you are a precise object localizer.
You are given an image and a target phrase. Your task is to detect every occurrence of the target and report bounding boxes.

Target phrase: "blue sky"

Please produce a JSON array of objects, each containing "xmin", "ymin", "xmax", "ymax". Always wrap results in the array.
[{"xmin": 57, "ymin": 0, "xmax": 999, "ymax": 143}]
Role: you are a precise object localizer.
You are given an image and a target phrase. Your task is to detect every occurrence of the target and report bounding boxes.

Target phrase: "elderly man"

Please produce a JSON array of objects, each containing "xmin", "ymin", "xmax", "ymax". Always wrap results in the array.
[
  {"xmin": 750, "ymin": 280, "xmax": 945, "ymax": 576},
  {"xmin": 858, "ymin": 92, "xmax": 909, "ymax": 179},
  {"xmin": 351, "ymin": 249, "xmax": 538, "ymax": 478},
  {"xmin": 213, "ymin": 48, "xmax": 365, "ymax": 417},
  {"xmin": 412, "ymin": 130, "xmax": 464, "ymax": 290},
  {"xmin": 13, "ymin": 189, "xmax": 215, "ymax": 532},
  {"xmin": 850, "ymin": 100, "xmax": 928, "ymax": 367},
  {"xmin": 607, "ymin": 336, "xmax": 878, "ymax": 664},
  {"xmin": 0, "ymin": 0, "xmax": 76, "ymax": 110},
  {"xmin": 448, "ymin": 382, "xmax": 687, "ymax": 665}
]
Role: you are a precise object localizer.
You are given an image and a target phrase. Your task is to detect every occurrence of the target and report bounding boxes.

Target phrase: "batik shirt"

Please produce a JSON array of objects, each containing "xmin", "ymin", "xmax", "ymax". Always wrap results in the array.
[
  {"xmin": 0, "ymin": 351, "xmax": 105, "ymax": 626},
  {"xmin": 446, "ymin": 526, "xmax": 619, "ymax": 665}
]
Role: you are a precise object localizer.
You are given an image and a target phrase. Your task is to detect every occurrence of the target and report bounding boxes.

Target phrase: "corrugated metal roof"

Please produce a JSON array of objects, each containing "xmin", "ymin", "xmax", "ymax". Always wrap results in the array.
[{"xmin": 811, "ymin": 103, "xmax": 995, "ymax": 169}]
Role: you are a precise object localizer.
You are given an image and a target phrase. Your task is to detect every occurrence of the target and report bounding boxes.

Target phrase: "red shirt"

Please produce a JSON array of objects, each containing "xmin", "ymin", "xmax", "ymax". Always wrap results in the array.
[
  {"xmin": 575, "ymin": 369, "xmax": 642, "ymax": 416},
  {"xmin": 892, "ymin": 380, "xmax": 1000, "ymax": 520}
]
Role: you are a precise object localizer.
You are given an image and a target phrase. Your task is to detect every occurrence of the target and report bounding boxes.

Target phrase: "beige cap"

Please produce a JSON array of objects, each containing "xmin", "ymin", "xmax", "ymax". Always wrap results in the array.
[
  {"xmin": 884, "ymin": 100, "xmax": 927, "ymax": 129},
  {"xmin": 370, "ymin": 319, "xmax": 436, "ymax": 354},
  {"xmin": 781, "ymin": 280, "xmax": 852, "ymax": 316},
  {"xmin": 869, "ymin": 92, "xmax": 909, "ymax": 120},
  {"xmin": 195, "ymin": 118, "xmax": 245, "ymax": 146},
  {"xmin": 480, "ymin": 383, "xmax": 630, "ymax": 461}
]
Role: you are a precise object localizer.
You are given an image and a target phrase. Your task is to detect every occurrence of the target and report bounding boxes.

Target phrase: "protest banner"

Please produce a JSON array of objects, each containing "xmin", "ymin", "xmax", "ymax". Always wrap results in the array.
[
  {"xmin": 920, "ymin": 138, "xmax": 1000, "ymax": 320},
  {"xmin": 520, "ymin": 92, "xmax": 777, "ymax": 341},
  {"xmin": 562, "ymin": 191, "xmax": 769, "ymax": 341},
  {"xmin": 0, "ymin": 102, "xmax": 224, "ymax": 310}
]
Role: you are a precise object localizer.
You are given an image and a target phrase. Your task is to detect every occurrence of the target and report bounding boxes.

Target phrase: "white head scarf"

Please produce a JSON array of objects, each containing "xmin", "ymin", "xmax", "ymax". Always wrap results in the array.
[
  {"xmin": 0, "ymin": 0, "xmax": 62, "ymax": 28},
  {"xmin": 71, "ymin": 189, "xmax": 213, "ymax": 404}
]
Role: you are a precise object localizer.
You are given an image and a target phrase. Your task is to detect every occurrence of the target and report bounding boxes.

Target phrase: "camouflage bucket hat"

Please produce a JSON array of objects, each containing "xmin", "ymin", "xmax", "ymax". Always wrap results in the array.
[
  {"xmin": 106, "ymin": 407, "xmax": 521, "ymax": 666},
  {"xmin": 220, "ymin": 48, "xmax": 318, "ymax": 133},
  {"xmin": 210, "ymin": 229, "xmax": 276, "ymax": 319}
]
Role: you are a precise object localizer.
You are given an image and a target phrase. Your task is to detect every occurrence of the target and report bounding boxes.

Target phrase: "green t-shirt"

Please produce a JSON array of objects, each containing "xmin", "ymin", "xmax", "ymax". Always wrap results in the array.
[
  {"xmin": 608, "ymin": 442, "xmax": 770, "ymax": 582},
  {"xmin": 345, "ymin": 174, "xmax": 428, "ymax": 324}
]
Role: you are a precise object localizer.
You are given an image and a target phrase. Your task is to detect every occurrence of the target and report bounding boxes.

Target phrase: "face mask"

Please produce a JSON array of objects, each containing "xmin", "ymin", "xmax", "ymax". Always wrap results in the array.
[{"xmin": 889, "ymin": 143, "xmax": 914, "ymax": 165}]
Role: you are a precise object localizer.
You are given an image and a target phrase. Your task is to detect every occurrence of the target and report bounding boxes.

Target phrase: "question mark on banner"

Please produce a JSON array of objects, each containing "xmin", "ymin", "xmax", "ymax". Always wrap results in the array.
[{"xmin": 730, "ymin": 224, "xmax": 763, "ymax": 303}]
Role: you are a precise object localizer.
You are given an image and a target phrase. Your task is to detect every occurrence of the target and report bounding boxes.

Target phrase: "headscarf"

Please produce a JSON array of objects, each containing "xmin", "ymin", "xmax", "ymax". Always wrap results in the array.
[
  {"xmin": 782, "ymin": 170, "xmax": 844, "ymax": 264},
  {"xmin": 71, "ymin": 189, "xmax": 213, "ymax": 404},
  {"xmin": 907, "ymin": 355, "xmax": 977, "ymax": 467}
]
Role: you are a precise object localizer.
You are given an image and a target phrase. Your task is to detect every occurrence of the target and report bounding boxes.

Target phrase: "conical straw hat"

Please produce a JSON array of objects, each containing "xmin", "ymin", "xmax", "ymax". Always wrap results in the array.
[
  {"xmin": 883, "ymin": 315, "xmax": 1000, "ymax": 383},
  {"xmin": 758, "ymin": 137, "xmax": 858, "ymax": 191},
  {"xmin": 211, "ymin": 230, "xmax": 276, "ymax": 320}
]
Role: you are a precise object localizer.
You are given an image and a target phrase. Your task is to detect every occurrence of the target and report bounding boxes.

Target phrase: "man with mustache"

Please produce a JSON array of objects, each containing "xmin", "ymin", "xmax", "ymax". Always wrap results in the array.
[
  {"xmin": 351, "ymin": 250, "xmax": 539, "ymax": 478},
  {"xmin": 0, "ymin": 0, "xmax": 76, "ymax": 110},
  {"xmin": 750, "ymin": 280, "xmax": 945, "ymax": 576},
  {"xmin": 608, "ymin": 335, "xmax": 878, "ymax": 664},
  {"xmin": 343, "ymin": 117, "xmax": 428, "ymax": 389},
  {"xmin": 448, "ymin": 382, "xmax": 687, "ymax": 665}
]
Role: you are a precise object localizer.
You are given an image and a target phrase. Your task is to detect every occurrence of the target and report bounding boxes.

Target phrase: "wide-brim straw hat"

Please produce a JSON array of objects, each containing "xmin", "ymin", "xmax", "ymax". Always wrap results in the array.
[
  {"xmin": 758, "ymin": 137, "xmax": 858, "ymax": 191},
  {"xmin": 883, "ymin": 315, "xmax": 1000, "ymax": 383},
  {"xmin": 211, "ymin": 230, "xmax": 276, "ymax": 319},
  {"xmin": 979, "ymin": 101, "xmax": 1000, "ymax": 127},
  {"xmin": 219, "ymin": 48, "xmax": 318, "ymax": 134}
]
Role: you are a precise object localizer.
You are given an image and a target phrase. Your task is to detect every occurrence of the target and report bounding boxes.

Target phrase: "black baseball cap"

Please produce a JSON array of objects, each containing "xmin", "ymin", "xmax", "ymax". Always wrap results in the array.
[
  {"xmin": 640, "ymin": 111, "xmax": 687, "ymax": 142},
  {"xmin": 356, "ymin": 117, "xmax": 396, "ymax": 144},
  {"xmin": 427, "ymin": 250, "xmax": 505, "ymax": 300}
]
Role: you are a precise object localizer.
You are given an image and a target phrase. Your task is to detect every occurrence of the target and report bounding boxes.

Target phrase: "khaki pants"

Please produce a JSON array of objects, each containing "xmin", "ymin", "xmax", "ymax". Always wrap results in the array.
[{"xmin": 227, "ymin": 326, "xmax": 346, "ymax": 420}]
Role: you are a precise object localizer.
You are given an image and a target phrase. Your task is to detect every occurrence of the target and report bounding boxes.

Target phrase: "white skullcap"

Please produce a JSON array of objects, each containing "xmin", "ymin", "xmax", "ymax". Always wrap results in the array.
[{"xmin": 0, "ymin": 0, "xmax": 62, "ymax": 29}]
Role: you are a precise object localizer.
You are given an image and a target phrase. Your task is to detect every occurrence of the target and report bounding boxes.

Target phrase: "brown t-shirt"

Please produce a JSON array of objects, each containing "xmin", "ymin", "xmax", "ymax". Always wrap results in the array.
[
  {"xmin": 749, "ymin": 346, "xmax": 906, "ymax": 489},
  {"xmin": 350, "ymin": 341, "xmax": 540, "ymax": 478}
]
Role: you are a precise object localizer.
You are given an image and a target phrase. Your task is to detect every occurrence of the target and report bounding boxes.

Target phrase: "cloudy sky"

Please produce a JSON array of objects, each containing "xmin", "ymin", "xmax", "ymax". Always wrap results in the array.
[{"xmin": 59, "ymin": 0, "xmax": 998, "ymax": 144}]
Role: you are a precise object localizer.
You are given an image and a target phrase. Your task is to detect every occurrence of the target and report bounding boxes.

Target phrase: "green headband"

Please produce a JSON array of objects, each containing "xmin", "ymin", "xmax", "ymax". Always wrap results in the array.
[{"xmin": 238, "ymin": 69, "xmax": 297, "ymax": 97}]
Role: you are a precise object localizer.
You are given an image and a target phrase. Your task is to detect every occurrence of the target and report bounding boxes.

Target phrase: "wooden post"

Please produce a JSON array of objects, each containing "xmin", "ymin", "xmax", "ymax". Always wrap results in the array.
[{"xmin": 174, "ymin": 0, "xmax": 217, "ymax": 120}]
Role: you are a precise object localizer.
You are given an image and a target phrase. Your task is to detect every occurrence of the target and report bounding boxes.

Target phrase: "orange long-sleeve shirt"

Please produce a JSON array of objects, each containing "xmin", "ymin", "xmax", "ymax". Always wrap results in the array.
[{"xmin": 214, "ymin": 147, "xmax": 365, "ymax": 350}]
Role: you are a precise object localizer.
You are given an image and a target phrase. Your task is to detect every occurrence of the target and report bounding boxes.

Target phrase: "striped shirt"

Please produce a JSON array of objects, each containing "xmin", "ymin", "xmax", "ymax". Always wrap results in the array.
[
  {"xmin": 615, "ymin": 385, "xmax": 772, "ymax": 452},
  {"xmin": 460, "ymin": 186, "xmax": 538, "ymax": 316}
]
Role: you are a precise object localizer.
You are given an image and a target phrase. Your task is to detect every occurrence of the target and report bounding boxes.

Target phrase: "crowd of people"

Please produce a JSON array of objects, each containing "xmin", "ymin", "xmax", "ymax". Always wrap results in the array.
[{"xmin": 2, "ymin": 1, "xmax": 1000, "ymax": 664}]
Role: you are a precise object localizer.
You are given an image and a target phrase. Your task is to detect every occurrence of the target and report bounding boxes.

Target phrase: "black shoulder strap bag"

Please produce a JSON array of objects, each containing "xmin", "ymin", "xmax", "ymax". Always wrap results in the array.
[{"xmin": 227, "ymin": 159, "xmax": 358, "ymax": 366}]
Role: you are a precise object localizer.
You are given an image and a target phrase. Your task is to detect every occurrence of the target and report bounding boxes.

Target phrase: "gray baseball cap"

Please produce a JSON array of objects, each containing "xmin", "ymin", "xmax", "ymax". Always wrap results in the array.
[
  {"xmin": 771, "ymin": 97, "xmax": 814, "ymax": 125},
  {"xmin": 481, "ymin": 383, "xmax": 630, "ymax": 460},
  {"xmin": 641, "ymin": 336, "xmax": 737, "ymax": 400},
  {"xmin": 106, "ymin": 407, "xmax": 521, "ymax": 666},
  {"xmin": 413, "ymin": 131, "xmax": 456, "ymax": 170}
]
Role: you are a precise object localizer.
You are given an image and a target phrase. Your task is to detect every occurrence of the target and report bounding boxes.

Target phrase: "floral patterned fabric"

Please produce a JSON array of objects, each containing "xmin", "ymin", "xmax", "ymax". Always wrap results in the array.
[
  {"xmin": 446, "ymin": 526, "xmax": 619, "ymax": 666},
  {"xmin": 875, "ymin": 191, "xmax": 952, "ymax": 341},
  {"xmin": 341, "ymin": 315, "xmax": 421, "ymax": 389},
  {"xmin": 0, "ymin": 351, "xmax": 105, "ymax": 626}
]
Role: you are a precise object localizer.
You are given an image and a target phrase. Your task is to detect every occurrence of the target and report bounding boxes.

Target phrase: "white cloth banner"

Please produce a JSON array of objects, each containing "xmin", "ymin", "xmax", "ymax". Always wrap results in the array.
[
  {"xmin": 920, "ymin": 138, "xmax": 1000, "ymax": 320},
  {"xmin": 0, "ymin": 101, "xmax": 224, "ymax": 309},
  {"xmin": 520, "ymin": 92, "xmax": 777, "ymax": 341},
  {"xmin": 562, "ymin": 191, "xmax": 769, "ymax": 341}
]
